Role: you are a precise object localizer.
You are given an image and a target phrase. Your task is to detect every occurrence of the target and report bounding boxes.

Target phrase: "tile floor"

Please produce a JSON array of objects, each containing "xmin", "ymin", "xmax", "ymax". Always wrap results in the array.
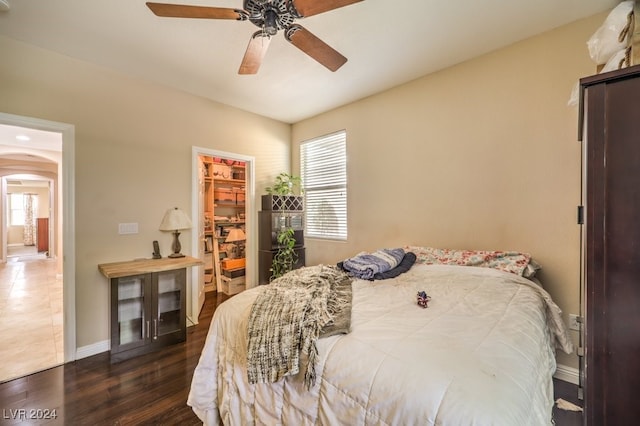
[{"xmin": 0, "ymin": 245, "xmax": 63, "ymax": 383}]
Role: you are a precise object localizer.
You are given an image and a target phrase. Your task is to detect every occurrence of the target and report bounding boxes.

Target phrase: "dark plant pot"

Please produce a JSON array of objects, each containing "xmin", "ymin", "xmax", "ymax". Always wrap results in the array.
[{"xmin": 261, "ymin": 194, "xmax": 304, "ymax": 211}]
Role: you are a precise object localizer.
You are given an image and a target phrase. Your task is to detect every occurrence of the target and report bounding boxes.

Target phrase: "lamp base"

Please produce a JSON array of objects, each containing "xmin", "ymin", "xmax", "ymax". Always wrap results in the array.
[{"xmin": 169, "ymin": 230, "xmax": 185, "ymax": 258}]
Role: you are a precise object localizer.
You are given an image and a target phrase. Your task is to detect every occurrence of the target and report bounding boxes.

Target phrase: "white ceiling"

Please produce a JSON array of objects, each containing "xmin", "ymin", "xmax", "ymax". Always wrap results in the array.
[
  {"xmin": 0, "ymin": 123, "xmax": 60, "ymax": 173},
  {"xmin": 0, "ymin": 124, "xmax": 62, "ymax": 152},
  {"xmin": 0, "ymin": 0, "xmax": 618, "ymax": 123}
]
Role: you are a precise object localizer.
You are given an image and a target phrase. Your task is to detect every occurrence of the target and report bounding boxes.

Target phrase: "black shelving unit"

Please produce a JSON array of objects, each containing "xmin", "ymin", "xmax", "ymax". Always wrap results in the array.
[{"xmin": 258, "ymin": 195, "xmax": 306, "ymax": 284}]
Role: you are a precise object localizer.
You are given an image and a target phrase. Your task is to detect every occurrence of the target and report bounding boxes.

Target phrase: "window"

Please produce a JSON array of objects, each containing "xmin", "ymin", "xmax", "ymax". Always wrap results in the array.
[
  {"xmin": 9, "ymin": 193, "xmax": 25, "ymax": 226},
  {"xmin": 300, "ymin": 130, "xmax": 347, "ymax": 240},
  {"xmin": 8, "ymin": 192, "xmax": 38, "ymax": 227}
]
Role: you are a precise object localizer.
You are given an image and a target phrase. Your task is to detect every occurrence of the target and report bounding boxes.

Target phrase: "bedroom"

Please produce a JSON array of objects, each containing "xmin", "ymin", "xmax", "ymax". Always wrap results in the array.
[{"xmin": 0, "ymin": 0, "xmax": 629, "ymax": 423}]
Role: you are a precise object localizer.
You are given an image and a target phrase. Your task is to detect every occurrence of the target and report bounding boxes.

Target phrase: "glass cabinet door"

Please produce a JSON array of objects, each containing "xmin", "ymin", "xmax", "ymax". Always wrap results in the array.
[
  {"xmin": 116, "ymin": 275, "xmax": 146, "ymax": 346},
  {"xmin": 155, "ymin": 269, "xmax": 185, "ymax": 338}
]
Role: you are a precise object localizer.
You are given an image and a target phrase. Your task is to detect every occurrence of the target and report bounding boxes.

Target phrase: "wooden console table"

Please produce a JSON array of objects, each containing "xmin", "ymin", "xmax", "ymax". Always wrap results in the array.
[{"xmin": 98, "ymin": 256, "xmax": 203, "ymax": 362}]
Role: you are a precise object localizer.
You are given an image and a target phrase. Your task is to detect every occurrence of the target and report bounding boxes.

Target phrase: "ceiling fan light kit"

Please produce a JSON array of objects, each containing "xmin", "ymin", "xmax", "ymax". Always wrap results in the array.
[{"xmin": 146, "ymin": 0, "xmax": 364, "ymax": 74}]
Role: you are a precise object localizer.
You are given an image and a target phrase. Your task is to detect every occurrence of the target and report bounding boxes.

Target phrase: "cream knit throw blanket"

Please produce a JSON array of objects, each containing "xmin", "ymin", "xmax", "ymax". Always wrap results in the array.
[{"xmin": 246, "ymin": 265, "xmax": 352, "ymax": 389}]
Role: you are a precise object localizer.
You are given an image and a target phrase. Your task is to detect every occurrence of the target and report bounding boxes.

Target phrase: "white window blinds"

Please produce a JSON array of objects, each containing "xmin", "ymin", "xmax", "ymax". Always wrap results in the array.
[
  {"xmin": 9, "ymin": 193, "xmax": 25, "ymax": 226},
  {"xmin": 300, "ymin": 130, "xmax": 347, "ymax": 241}
]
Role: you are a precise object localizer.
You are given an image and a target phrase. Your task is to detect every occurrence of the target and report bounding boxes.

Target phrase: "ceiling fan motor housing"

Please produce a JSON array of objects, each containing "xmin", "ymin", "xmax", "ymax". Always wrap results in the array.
[{"xmin": 244, "ymin": 0, "xmax": 297, "ymax": 34}]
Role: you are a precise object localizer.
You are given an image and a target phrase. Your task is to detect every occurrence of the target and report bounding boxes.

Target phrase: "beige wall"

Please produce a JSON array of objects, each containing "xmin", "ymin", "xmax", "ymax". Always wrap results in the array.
[
  {"xmin": 6, "ymin": 226, "xmax": 22, "ymax": 245},
  {"xmin": 292, "ymin": 13, "xmax": 608, "ymax": 369},
  {"xmin": 0, "ymin": 35, "xmax": 291, "ymax": 349}
]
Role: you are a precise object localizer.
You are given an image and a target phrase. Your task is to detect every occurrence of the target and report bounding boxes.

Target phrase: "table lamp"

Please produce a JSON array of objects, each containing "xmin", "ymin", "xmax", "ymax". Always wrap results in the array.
[
  {"xmin": 225, "ymin": 227, "xmax": 246, "ymax": 259},
  {"xmin": 159, "ymin": 207, "xmax": 192, "ymax": 258}
]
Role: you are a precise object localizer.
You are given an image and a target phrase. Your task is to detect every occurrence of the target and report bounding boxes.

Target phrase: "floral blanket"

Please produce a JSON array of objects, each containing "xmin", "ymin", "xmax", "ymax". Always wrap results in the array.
[{"xmin": 405, "ymin": 246, "xmax": 533, "ymax": 276}]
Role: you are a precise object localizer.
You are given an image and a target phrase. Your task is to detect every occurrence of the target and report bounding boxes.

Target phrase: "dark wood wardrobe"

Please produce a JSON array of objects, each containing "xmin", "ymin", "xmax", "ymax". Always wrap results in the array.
[{"xmin": 579, "ymin": 64, "xmax": 640, "ymax": 425}]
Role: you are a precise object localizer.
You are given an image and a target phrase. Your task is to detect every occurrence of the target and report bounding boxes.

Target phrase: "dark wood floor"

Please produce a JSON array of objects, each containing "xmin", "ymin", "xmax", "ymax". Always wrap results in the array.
[
  {"xmin": 0, "ymin": 291, "xmax": 229, "ymax": 425},
  {"xmin": 0, "ymin": 290, "xmax": 583, "ymax": 425},
  {"xmin": 553, "ymin": 378, "xmax": 584, "ymax": 426}
]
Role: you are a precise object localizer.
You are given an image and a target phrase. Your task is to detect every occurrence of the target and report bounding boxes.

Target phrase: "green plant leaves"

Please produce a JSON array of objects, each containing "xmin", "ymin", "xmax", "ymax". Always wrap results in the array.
[
  {"xmin": 270, "ymin": 227, "xmax": 299, "ymax": 281},
  {"xmin": 265, "ymin": 173, "xmax": 303, "ymax": 196}
]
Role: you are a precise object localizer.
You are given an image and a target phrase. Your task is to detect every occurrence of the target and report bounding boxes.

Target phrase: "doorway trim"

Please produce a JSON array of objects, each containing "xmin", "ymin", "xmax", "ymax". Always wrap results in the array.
[
  {"xmin": 0, "ymin": 112, "xmax": 76, "ymax": 363},
  {"xmin": 190, "ymin": 146, "xmax": 256, "ymax": 323}
]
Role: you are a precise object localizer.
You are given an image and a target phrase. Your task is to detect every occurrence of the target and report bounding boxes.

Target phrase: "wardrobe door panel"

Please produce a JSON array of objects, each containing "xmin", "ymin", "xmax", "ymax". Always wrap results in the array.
[
  {"xmin": 582, "ymin": 66, "xmax": 640, "ymax": 425},
  {"xmin": 601, "ymin": 77, "xmax": 640, "ymax": 425}
]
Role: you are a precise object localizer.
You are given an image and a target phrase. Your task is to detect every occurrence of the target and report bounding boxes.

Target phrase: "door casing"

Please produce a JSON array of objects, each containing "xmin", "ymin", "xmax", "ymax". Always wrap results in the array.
[
  {"xmin": 190, "ymin": 146, "xmax": 256, "ymax": 323},
  {"xmin": 0, "ymin": 112, "xmax": 76, "ymax": 363}
]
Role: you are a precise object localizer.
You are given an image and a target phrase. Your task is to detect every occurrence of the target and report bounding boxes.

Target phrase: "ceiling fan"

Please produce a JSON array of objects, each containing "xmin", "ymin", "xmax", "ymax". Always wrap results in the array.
[{"xmin": 146, "ymin": 0, "xmax": 364, "ymax": 75}]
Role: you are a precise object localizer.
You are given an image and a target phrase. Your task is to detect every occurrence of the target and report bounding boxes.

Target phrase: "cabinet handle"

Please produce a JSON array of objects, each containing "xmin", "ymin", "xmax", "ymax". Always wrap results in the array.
[
  {"xmin": 153, "ymin": 319, "xmax": 158, "ymax": 340},
  {"xmin": 146, "ymin": 320, "xmax": 150, "ymax": 339}
]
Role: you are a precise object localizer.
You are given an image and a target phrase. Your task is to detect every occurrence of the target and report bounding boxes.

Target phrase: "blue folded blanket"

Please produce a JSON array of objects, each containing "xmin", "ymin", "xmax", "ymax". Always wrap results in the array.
[
  {"xmin": 340, "ymin": 248, "xmax": 405, "ymax": 280},
  {"xmin": 373, "ymin": 252, "xmax": 416, "ymax": 280}
]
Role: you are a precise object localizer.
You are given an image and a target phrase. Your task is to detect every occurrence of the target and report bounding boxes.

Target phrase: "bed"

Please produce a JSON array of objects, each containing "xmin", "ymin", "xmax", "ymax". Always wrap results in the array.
[{"xmin": 188, "ymin": 247, "xmax": 573, "ymax": 425}]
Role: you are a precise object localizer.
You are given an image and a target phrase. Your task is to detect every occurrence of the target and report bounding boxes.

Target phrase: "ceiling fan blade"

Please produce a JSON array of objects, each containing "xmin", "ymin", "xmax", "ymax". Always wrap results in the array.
[
  {"xmin": 146, "ymin": 2, "xmax": 245, "ymax": 20},
  {"xmin": 285, "ymin": 25, "xmax": 347, "ymax": 72},
  {"xmin": 292, "ymin": 0, "xmax": 364, "ymax": 18},
  {"xmin": 239, "ymin": 32, "xmax": 272, "ymax": 75}
]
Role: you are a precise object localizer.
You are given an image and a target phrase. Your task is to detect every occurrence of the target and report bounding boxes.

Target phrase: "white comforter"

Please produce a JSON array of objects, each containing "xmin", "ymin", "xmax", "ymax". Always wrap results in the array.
[{"xmin": 188, "ymin": 264, "xmax": 572, "ymax": 425}]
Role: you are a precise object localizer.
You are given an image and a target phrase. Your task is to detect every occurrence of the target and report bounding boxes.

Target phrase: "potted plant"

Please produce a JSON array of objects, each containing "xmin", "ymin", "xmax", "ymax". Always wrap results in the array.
[
  {"xmin": 262, "ymin": 172, "xmax": 304, "ymax": 211},
  {"xmin": 265, "ymin": 172, "xmax": 302, "ymax": 195}
]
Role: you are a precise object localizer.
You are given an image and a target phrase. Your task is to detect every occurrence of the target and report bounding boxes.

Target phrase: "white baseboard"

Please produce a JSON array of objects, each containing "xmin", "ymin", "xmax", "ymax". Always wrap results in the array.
[
  {"xmin": 554, "ymin": 363, "xmax": 579, "ymax": 385},
  {"xmin": 75, "ymin": 340, "xmax": 110, "ymax": 360}
]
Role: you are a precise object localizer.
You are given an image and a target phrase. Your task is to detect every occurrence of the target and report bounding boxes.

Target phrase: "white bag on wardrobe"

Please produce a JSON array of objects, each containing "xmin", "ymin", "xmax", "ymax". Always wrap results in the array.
[{"xmin": 587, "ymin": 1, "xmax": 634, "ymax": 65}]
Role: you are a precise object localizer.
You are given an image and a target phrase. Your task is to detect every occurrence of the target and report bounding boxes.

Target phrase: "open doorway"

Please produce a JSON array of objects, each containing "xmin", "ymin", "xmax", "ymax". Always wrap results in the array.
[
  {"xmin": 1, "ymin": 177, "xmax": 61, "ymax": 381},
  {"xmin": 190, "ymin": 147, "xmax": 255, "ymax": 323},
  {"xmin": 0, "ymin": 113, "xmax": 76, "ymax": 382}
]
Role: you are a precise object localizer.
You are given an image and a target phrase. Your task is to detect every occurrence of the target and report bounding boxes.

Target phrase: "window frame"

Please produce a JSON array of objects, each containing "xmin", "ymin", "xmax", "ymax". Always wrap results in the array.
[
  {"xmin": 300, "ymin": 130, "xmax": 348, "ymax": 241},
  {"xmin": 9, "ymin": 193, "xmax": 25, "ymax": 226}
]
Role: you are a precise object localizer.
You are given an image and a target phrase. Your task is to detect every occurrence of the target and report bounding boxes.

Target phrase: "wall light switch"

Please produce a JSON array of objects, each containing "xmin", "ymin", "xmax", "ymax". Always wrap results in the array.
[
  {"xmin": 569, "ymin": 314, "xmax": 581, "ymax": 331},
  {"xmin": 118, "ymin": 223, "xmax": 139, "ymax": 235}
]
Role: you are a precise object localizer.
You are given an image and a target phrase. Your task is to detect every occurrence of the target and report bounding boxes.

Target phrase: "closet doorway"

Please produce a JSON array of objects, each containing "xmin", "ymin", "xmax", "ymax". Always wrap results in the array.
[
  {"xmin": 190, "ymin": 147, "xmax": 255, "ymax": 323},
  {"xmin": 0, "ymin": 113, "xmax": 76, "ymax": 383}
]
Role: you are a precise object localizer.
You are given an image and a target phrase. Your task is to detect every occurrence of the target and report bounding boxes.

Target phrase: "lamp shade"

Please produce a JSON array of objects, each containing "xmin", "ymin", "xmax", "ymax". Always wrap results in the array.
[
  {"xmin": 159, "ymin": 207, "xmax": 192, "ymax": 231},
  {"xmin": 225, "ymin": 228, "xmax": 246, "ymax": 242}
]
